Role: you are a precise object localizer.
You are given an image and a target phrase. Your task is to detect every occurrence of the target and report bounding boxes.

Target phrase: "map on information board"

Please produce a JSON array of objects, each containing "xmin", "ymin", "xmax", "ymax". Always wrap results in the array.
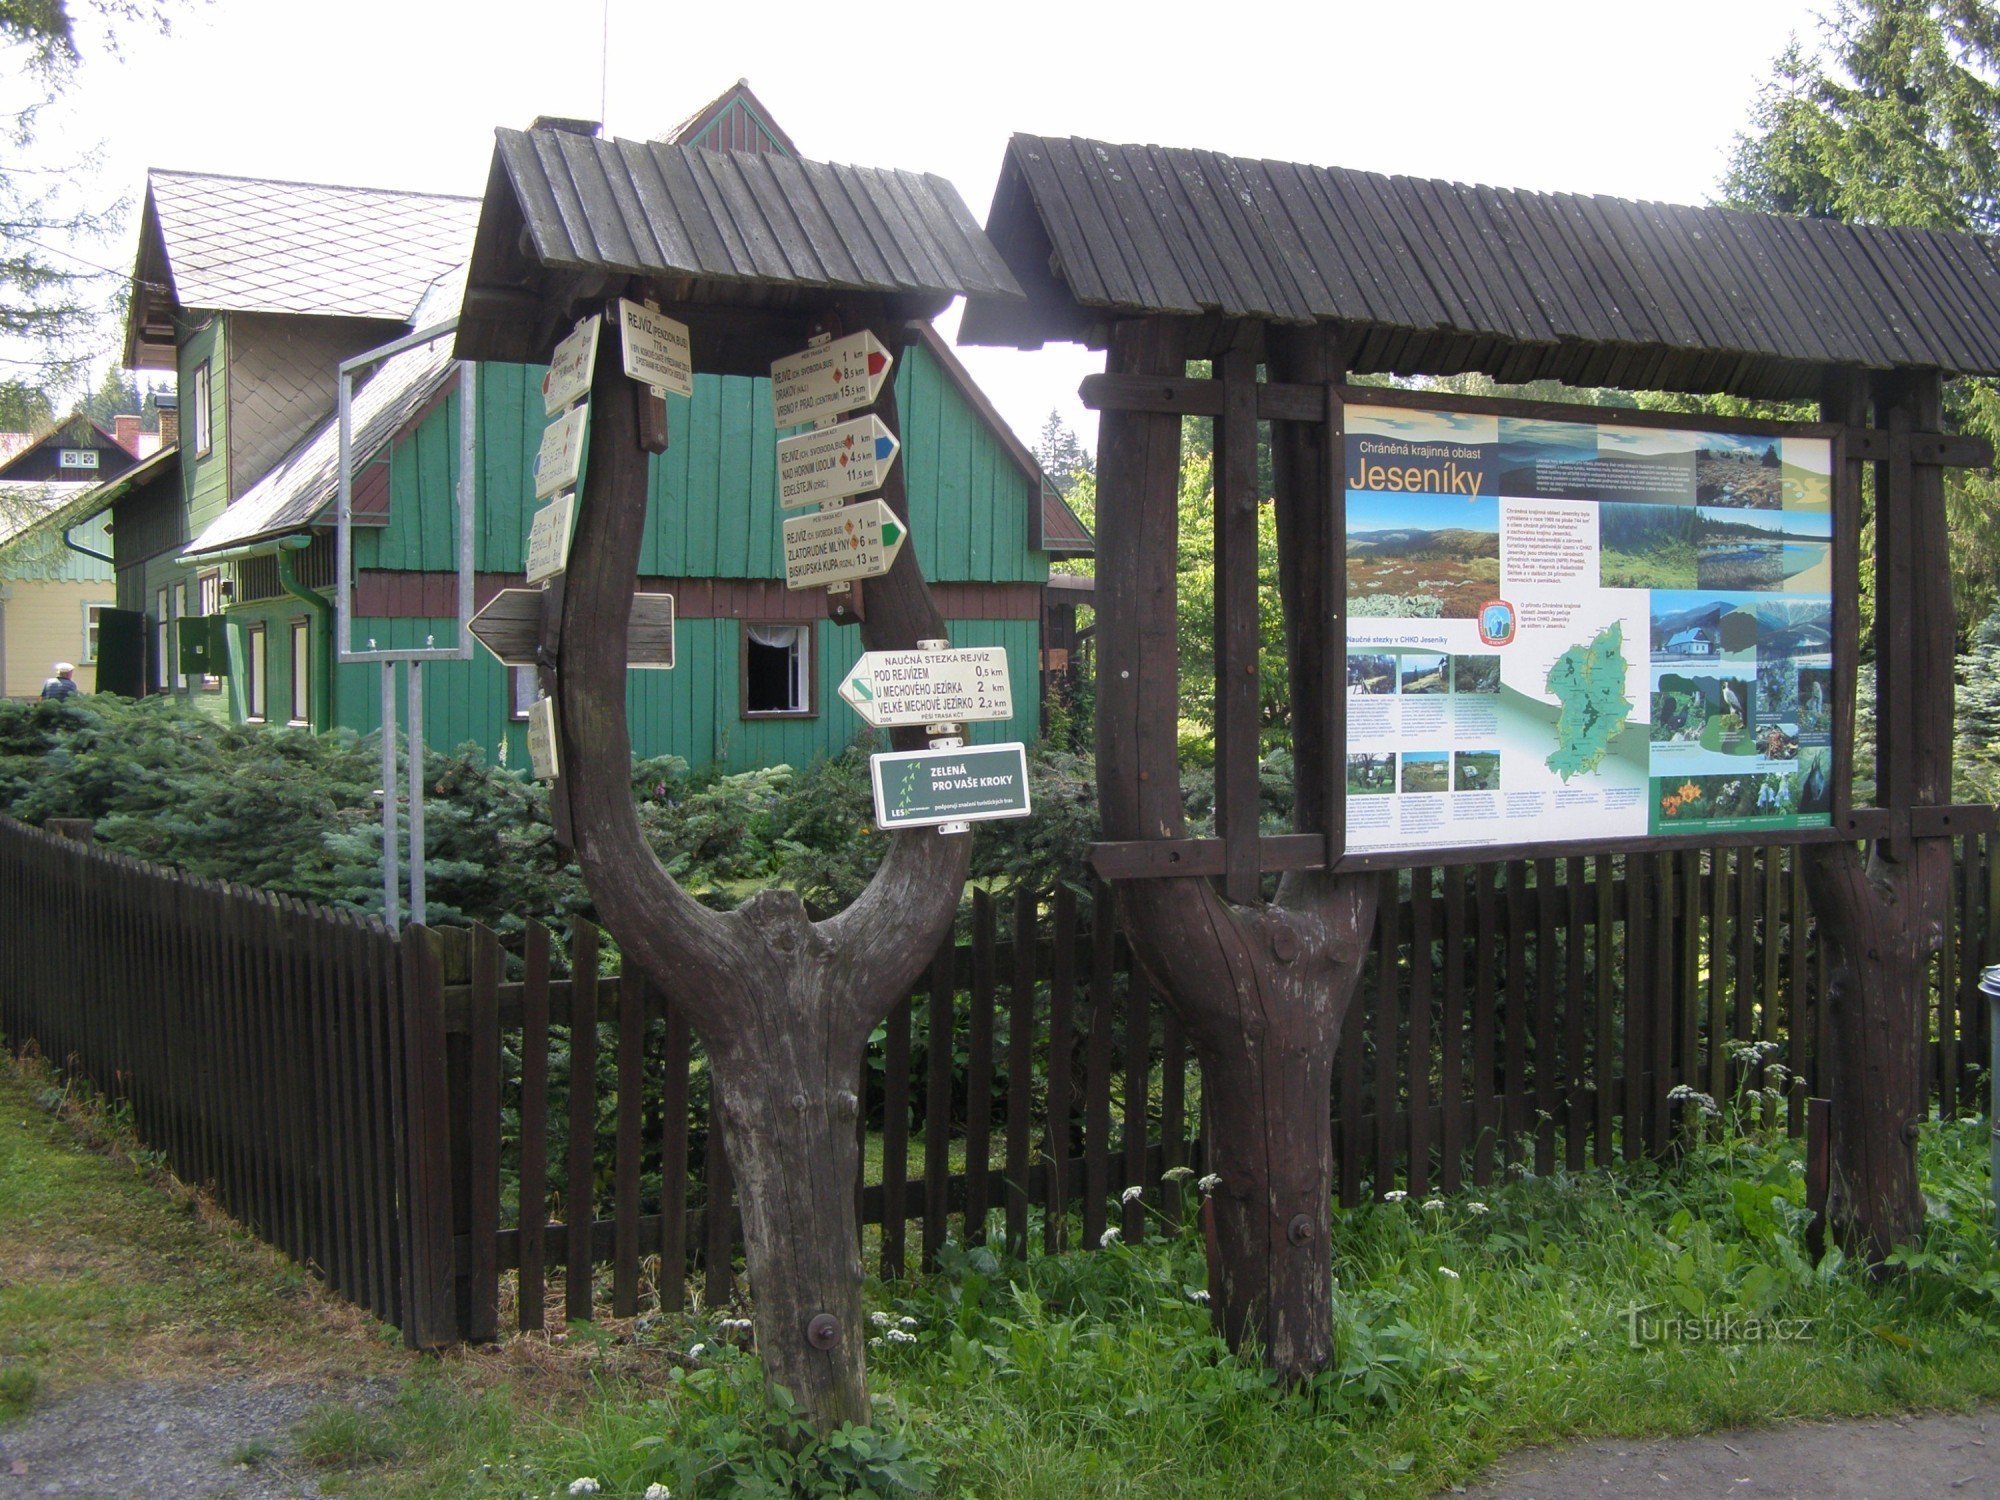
[{"xmin": 1342, "ymin": 394, "xmax": 1835, "ymax": 858}]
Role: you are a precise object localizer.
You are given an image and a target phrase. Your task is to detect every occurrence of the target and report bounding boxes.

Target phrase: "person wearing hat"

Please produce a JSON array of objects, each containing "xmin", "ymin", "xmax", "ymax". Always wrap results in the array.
[{"xmin": 40, "ymin": 663, "xmax": 78, "ymax": 700}]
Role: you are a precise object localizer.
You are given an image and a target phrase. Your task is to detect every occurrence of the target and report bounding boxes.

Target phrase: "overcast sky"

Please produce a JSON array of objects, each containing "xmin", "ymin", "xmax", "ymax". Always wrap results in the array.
[{"xmin": 31, "ymin": 0, "xmax": 1832, "ymax": 454}]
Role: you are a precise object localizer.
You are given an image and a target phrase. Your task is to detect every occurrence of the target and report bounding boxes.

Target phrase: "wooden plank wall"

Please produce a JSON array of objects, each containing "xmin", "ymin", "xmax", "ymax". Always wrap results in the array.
[{"xmin": 7, "ymin": 812, "xmax": 1998, "ymax": 1346}]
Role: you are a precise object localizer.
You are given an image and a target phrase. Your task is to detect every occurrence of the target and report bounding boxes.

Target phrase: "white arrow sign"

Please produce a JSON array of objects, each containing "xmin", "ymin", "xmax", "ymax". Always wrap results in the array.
[
  {"xmin": 839, "ymin": 646, "xmax": 1013, "ymax": 727},
  {"xmin": 526, "ymin": 695, "xmax": 561, "ymax": 781},
  {"xmin": 771, "ymin": 331, "xmax": 894, "ymax": 426},
  {"xmin": 534, "ymin": 403, "xmax": 589, "ymax": 501},
  {"xmin": 776, "ymin": 416, "xmax": 901, "ymax": 509},
  {"xmin": 541, "ymin": 314, "xmax": 600, "ymax": 415},
  {"xmin": 524, "ymin": 492, "xmax": 575, "ymax": 585},
  {"xmin": 782, "ymin": 499, "xmax": 908, "ymax": 590},
  {"xmin": 617, "ymin": 298, "xmax": 693, "ymax": 398}
]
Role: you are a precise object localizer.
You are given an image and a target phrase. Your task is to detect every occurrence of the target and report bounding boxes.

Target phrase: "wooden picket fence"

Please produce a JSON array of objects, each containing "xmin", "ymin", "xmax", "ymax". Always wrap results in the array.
[{"xmin": 5, "ymin": 812, "xmax": 1997, "ymax": 1345}]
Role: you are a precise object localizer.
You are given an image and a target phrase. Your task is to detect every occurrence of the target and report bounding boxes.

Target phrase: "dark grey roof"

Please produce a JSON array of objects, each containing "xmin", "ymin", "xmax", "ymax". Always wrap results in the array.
[
  {"xmin": 959, "ymin": 135, "xmax": 2000, "ymax": 400},
  {"xmin": 455, "ymin": 128, "xmax": 1021, "ymax": 370}
]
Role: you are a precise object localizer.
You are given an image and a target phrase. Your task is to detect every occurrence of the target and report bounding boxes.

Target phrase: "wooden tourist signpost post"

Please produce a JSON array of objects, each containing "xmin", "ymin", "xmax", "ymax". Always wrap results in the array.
[
  {"xmin": 957, "ymin": 134, "xmax": 2000, "ymax": 1376},
  {"xmin": 452, "ymin": 126, "xmax": 1023, "ymax": 1432}
]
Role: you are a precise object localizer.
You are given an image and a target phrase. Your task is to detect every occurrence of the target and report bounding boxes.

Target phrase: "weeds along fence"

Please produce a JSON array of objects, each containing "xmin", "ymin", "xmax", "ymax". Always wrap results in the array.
[{"xmin": 3, "ymin": 813, "xmax": 1996, "ymax": 1345}]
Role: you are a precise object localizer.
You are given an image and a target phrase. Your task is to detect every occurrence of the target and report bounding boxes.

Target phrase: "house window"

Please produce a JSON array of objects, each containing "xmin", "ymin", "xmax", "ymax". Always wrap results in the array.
[
  {"xmin": 172, "ymin": 581, "xmax": 187, "ymax": 690},
  {"xmin": 289, "ymin": 619, "xmax": 310, "ymax": 725},
  {"xmin": 198, "ymin": 571, "xmax": 222, "ymax": 689},
  {"xmin": 511, "ymin": 665, "xmax": 539, "ymax": 721},
  {"xmin": 192, "ymin": 361, "xmax": 212, "ymax": 456},
  {"xmin": 82, "ymin": 603, "xmax": 106, "ymax": 664},
  {"xmin": 154, "ymin": 587, "xmax": 169, "ymax": 691},
  {"xmin": 244, "ymin": 625, "xmax": 267, "ymax": 722},
  {"xmin": 742, "ymin": 623, "xmax": 812, "ymax": 716}
]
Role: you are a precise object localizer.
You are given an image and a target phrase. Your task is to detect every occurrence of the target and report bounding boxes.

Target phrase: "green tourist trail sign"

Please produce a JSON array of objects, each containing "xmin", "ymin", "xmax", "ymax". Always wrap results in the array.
[
  {"xmin": 869, "ymin": 742, "xmax": 1033, "ymax": 831},
  {"xmin": 1338, "ymin": 387, "xmax": 1837, "ymax": 860}
]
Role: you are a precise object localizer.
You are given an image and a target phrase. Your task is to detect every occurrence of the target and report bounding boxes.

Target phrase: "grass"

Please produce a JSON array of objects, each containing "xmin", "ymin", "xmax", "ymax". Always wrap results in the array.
[{"xmin": 9, "ymin": 1043, "xmax": 2000, "ymax": 1498}]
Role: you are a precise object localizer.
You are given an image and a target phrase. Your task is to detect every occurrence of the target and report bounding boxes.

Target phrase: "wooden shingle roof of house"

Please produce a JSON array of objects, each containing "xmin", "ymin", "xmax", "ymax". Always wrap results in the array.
[
  {"xmin": 127, "ymin": 169, "xmax": 480, "ymax": 367},
  {"xmin": 958, "ymin": 135, "xmax": 2000, "ymax": 401},
  {"xmin": 454, "ymin": 124, "xmax": 1022, "ymax": 372}
]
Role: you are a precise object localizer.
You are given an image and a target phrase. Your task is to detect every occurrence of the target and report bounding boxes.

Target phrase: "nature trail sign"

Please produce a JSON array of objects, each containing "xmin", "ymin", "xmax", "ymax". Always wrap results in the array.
[{"xmin": 839, "ymin": 646, "xmax": 1012, "ymax": 728}]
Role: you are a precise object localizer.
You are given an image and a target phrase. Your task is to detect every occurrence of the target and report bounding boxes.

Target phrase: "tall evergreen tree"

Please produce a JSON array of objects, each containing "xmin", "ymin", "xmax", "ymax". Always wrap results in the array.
[
  {"xmin": 1035, "ymin": 408, "xmax": 1094, "ymax": 492},
  {"xmin": 1725, "ymin": 1, "xmax": 2000, "ymax": 642}
]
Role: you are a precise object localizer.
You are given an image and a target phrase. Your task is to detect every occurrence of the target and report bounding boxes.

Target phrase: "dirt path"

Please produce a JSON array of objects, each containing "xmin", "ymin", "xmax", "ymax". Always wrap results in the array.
[{"xmin": 1462, "ymin": 1406, "xmax": 1999, "ymax": 1498}]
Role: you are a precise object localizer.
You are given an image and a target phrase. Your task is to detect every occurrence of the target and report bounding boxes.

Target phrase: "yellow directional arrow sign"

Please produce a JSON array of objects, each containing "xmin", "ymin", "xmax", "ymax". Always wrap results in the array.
[{"xmin": 781, "ymin": 499, "xmax": 907, "ymax": 590}]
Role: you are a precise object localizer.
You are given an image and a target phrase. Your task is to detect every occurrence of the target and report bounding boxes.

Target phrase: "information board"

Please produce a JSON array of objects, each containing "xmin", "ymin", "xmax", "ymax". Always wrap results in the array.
[
  {"xmin": 870, "ymin": 742, "xmax": 1032, "ymax": 830},
  {"xmin": 1341, "ymin": 393, "xmax": 1835, "ymax": 858}
]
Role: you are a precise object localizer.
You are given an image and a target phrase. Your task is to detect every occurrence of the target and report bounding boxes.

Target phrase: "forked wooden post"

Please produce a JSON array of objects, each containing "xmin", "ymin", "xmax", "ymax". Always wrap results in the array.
[
  {"xmin": 553, "ymin": 303, "xmax": 969, "ymax": 1427},
  {"xmin": 1095, "ymin": 316, "xmax": 1375, "ymax": 1376}
]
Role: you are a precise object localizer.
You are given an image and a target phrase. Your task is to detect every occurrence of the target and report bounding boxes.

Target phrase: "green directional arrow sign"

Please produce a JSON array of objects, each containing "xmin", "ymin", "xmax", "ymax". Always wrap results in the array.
[{"xmin": 781, "ymin": 498, "xmax": 909, "ymax": 590}]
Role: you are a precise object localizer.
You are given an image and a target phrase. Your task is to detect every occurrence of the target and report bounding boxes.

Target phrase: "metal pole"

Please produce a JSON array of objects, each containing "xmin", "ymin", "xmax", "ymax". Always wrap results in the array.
[
  {"xmin": 337, "ymin": 365, "xmax": 354, "ymax": 661},
  {"xmin": 380, "ymin": 659, "xmax": 399, "ymax": 932},
  {"xmin": 457, "ymin": 362, "xmax": 476, "ymax": 654},
  {"xmin": 407, "ymin": 659, "xmax": 426, "ymax": 928}
]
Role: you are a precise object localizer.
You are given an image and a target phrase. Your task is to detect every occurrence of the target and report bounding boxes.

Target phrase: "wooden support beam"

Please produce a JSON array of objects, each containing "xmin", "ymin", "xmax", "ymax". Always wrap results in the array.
[
  {"xmin": 1088, "ymin": 834, "xmax": 1328, "ymax": 881},
  {"xmin": 1214, "ymin": 338, "xmax": 1263, "ymax": 904}
]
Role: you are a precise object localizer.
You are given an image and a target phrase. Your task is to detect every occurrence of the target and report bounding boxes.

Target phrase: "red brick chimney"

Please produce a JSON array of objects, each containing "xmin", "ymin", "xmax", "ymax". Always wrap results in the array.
[
  {"xmin": 156, "ymin": 393, "xmax": 179, "ymax": 449},
  {"xmin": 113, "ymin": 414, "xmax": 141, "ymax": 455}
]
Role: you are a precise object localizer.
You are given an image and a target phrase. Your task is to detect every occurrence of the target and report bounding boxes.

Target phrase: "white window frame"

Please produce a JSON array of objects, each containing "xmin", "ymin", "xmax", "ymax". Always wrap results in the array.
[
  {"xmin": 244, "ymin": 623, "xmax": 267, "ymax": 723},
  {"xmin": 197, "ymin": 570, "xmax": 222, "ymax": 690},
  {"xmin": 82, "ymin": 601, "xmax": 107, "ymax": 664},
  {"xmin": 289, "ymin": 618, "xmax": 310, "ymax": 725},
  {"xmin": 742, "ymin": 622, "xmax": 813, "ymax": 718},
  {"xmin": 510, "ymin": 664, "xmax": 539, "ymax": 721},
  {"xmin": 154, "ymin": 587, "xmax": 169, "ymax": 692},
  {"xmin": 192, "ymin": 360, "xmax": 212, "ymax": 457},
  {"xmin": 172, "ymin": 581, "xmax": 187, "ymax": 690}
]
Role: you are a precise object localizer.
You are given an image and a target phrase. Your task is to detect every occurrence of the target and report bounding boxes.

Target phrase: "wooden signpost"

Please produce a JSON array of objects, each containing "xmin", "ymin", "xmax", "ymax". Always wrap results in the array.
[
  {"xmin": 838, "ymin": 645, "xmax": 1012, "ymax": 727},
  {"xmin": 781, "ymin": 498, "xmax": 907, "ymax": 589},
  {"xmin": 777, "ymin": 416, "xmax": 901, "ymax": 508},
  {"xmin": 771, "ymin": 330, "xmax": 893, "ymax": 426}
]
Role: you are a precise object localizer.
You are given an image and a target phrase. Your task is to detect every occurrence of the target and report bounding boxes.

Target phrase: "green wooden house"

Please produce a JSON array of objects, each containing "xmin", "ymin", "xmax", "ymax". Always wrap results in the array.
[{"xmin": 97, "ymin": 87, "xmax": 1090, "ymax": 772}]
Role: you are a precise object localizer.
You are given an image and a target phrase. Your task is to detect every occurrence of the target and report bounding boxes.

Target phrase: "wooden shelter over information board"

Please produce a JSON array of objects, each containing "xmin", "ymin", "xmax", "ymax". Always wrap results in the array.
[{"xmin": 959, "ymin": 133, "xmax": 2000, "ymax": 1368}]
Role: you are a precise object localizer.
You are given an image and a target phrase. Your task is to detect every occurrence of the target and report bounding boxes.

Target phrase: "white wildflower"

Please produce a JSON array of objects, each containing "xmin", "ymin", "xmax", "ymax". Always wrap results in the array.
[
  {"xmin": 869, "ymin": 1336, "xmax": 884, "ymax": 1349},
  {"xmin": 568, "ymin": 1481, "xmax": 601, "ymax": 1496},
  {"xmin": 687, "ymin": 1343, "xmax": 705, "ymax": 1359},
  {"xmin": 645, "ymin": 1486, "xmax": 673, "ymax": 1500},
  {"xmin": 1438, "ymin": 1267, "xmax": 1460, "ymax": 1280},
  {"xmin": 1188, "ymin": 1288, "xmax": 1211, "ymax": 1304},
  {"xmin": 886, "ymin": 1328, "xmax": 918, "ymax": 1344},
  {"xmin": 898, "ymin": 1316, "xmax": 919, "ymax": 1329},
  {"xmin": 1100, "ymin": 1227, "xmax": 1121, "ymax": 1247},
  {"xmin": 1162, "ymin": 1165, "xmax": 1195, "ymax": 1182},
  {"xmin": 1423, "ymin": 1198, "xmax": 1446, "ymax": 1212},
  {"xmin": 870, "ymin": 1311, "xmax": 892, "ymax": 1327},
  {"xmin": 1467, "ymin": 1202, "xmax": 1490, "ymax": 1215},
  {"xmin": 1382, "ymin": 1189, "xmax": 1407, "ymax": 1203},
  {"xmin": 1196, "ymin": 1173, "xmax": 1222, "ymax": 1193},
  {"xmin": 1120, "ymin": 1185, "xmax": 1145, "ymax": 1205}
]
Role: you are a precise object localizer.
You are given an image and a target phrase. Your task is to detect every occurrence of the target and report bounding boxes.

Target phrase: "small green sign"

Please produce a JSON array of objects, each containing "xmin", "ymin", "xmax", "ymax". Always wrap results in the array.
[{"xmin": 870, "ymin": 742, "xmax": 1032, "ymax": 831}]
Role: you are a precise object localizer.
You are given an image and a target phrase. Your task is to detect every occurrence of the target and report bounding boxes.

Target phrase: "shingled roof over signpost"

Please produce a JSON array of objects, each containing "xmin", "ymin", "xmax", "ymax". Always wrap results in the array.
[
  {"xmin": 453, "ymin": 125, "xmax": 1022, "ymax": 373},
  {"xmin": 957, "ymin": 135, "xmax": 2000, "ymax": 401}
]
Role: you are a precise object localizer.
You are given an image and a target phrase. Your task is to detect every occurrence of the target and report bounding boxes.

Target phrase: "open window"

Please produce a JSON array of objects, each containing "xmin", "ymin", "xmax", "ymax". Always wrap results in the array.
[{"xmin": 741, "ymin": 623, "xmax": 813, "ymax": 717}]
